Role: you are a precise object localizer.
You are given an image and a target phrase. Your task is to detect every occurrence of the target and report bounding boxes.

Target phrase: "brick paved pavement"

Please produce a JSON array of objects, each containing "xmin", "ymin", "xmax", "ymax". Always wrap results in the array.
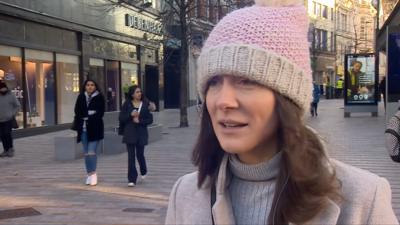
[
  {"xmin": 0, "ymin": 100, "xmax": 399, "ymax": 224},
  {"xmin": 0, "ymin": 109, "xmax": 200, "ymax": 225},
  {"xmin": 308, "ymin": 100, "xmax": 400, "ymax": 219}
]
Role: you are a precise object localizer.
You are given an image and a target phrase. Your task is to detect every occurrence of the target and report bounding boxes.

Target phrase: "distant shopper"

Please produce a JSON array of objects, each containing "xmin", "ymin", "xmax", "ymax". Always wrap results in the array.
[
  {"xmin": 73, "ymin": 79, "xmax": 105, "ymax": 186},
  {"xmin": 119, "ymin": 85, "xmax": 153, "ymax": 187},
  {"xmin": 0, "ymin": 80, "xmax": 20, "ymax": 158},
  {"xmin": 311, "ymin": 82, "xmax": 320, "ymax": 117},
  {"xmin": 379, "ymin": 77, "xmax": 386, "ymax": 110},
  {"xmin": 336, "ymin": 77, "xmax": 343, "ymax": 98}
]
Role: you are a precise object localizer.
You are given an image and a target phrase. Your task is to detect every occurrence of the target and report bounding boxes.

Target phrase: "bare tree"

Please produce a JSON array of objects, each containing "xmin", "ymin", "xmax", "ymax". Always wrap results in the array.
[
  {"xmin": 351, "ymin": 1, "xmax": 376, "ymax": 54},
  {"xmin": 160, "ymin": 0, "xmax": 195, "ymax": 127},
  {"xmin": 161, "ymin": 0, "xmax": 249, "ymax": 127}
]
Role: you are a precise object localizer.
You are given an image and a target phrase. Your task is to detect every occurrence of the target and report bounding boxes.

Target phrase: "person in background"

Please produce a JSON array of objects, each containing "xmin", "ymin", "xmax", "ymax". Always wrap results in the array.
[
  {"xmin": 123, "ymin": 84, "xmax": 156, "ymax": 112},
  {"xmin": 165, "ymin": 0, "xmax": 398, "ymax": 224},
  {"xmin": 123, "ymin": 83, "xmax": 130, "ymax": 100},
  {"xmin": 379, "ymin": 77, "xmax": 386, "ymax": 110},
  {"xmin": 311, "ymin": 82, "xmax": 320, "ymax": 117},
  {"xmin": 73, "ymin": 79, "xmax": 105, "ymax": 186},
  {"xmin": 336, "ymin": 77, "xmax": 343, "ymax": 98},
  {"xmin": 107, "ymin": 87, "xmax": 114, "ymax": 111},
  {"xmin": 119, "ymin": 85, "xmax": 153, "ymax": 187},
  {"xmin": 0, "ymin": 80, "xmax": 20, "ymax": 158}
]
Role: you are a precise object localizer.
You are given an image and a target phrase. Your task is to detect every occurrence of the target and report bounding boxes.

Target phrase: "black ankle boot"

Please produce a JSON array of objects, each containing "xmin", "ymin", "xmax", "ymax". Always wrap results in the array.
[{"xmin": 7, "ymin": 148, "xmax": 14, "ymax": 157}]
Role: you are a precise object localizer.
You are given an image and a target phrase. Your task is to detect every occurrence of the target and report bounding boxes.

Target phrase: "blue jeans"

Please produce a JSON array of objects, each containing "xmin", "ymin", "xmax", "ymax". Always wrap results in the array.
[{"xmin": 81, "ymin": 132, "xmax": 99, "ymax": 174}]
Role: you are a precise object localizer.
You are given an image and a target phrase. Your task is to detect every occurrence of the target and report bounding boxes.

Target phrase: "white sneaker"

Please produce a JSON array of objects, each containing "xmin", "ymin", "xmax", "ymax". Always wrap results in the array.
[
  {"xmin": 128, "ymin": 182, "xmax": 135, "ymax": 187},
  {"xmin": 141, "ymin": 175, "xmax": 146, "ymax": 180},
  {"xmin": 85, "ymin": 175, "xmax": 91, "ymax": 185},
  {"xmin": 90, "ymin": 174, "xmax": 98, "ymax": 186}
]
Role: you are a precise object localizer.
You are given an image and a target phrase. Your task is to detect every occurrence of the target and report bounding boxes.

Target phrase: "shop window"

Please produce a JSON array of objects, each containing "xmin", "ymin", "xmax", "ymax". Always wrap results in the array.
[
  {"xmin": 56, "ymin": 54, "xmax": 79, "ymax": 124},
  {"xmin": 25, "ymin": 49, "xmax": 55, "ymax": 127},
  {"xmin": 121, "ymin": 62, "xmax": 139, "ymax": 103},
  {"xmin": 106, "ymin": 61, "xmax": 120, "ymax": 111},
  {"xmin": 0, "ymin": 45, "xmax": 23, "ymax": 128},
  {"xmin": 89, "ymin": 58, "xmax": 106, "ymax": 94}
]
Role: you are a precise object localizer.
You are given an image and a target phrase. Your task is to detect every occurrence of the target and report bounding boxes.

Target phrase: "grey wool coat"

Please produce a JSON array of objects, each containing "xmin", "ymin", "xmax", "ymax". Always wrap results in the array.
[{"xmin": 165, "ymin": 155, "xmax": 398, "ymax": 225}]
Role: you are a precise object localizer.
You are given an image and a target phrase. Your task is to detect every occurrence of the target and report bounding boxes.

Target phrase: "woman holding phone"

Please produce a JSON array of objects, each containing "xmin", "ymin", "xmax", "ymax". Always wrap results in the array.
[{"xmin": 119, "ymin": 85, "xmax": 153, "ymax": 187}]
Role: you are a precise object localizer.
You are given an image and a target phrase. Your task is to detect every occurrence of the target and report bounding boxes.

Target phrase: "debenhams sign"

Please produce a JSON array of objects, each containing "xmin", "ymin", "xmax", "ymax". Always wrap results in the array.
[{"xmin": 125, "ymin": 14, "xmax": 162, "ymax": 35}]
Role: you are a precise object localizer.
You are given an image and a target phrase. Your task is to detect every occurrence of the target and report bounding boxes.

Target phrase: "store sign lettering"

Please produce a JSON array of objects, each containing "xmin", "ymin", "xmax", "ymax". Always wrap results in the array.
[{"xmin": 125, "ymin": 14, "xmax": 162, "ymax": 35}]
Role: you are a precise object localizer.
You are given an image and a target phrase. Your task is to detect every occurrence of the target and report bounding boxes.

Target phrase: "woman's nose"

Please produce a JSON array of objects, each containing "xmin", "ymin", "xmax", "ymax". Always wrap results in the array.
[{"xmin": 215, "ymin": 82, "xmax": 239, "ymax": 110}]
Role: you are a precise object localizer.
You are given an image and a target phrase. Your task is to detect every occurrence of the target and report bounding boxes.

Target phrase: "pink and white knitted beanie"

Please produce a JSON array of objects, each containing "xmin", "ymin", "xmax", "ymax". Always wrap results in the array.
[{"xmin": 197, "ymin": 0, "xmax": 312, "ymax": 113}]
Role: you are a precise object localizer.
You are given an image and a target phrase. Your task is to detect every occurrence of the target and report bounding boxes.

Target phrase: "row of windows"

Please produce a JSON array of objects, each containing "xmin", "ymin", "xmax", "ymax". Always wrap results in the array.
[
  {"xmin": 192, "ymin": 0, "xmax": 245, "ymax": 23},
  {"xmin": 312, "ymin": 2, "xmax": 371, "ymax": 34},
  {"xmin": 337, "ymin": 12, "xmax": 349, "ymax": 32},
  {"xmin": 313, "ymin": 29, "xmax": 335, "ymax": 52},
  {"xmin": 312, "ymin": 1, "xmax": 334, "ymax": 20}
]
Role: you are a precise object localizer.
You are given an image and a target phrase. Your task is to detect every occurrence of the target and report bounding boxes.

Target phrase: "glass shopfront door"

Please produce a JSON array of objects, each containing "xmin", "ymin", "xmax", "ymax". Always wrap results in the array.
[
  {"xmin": 25, "ymin": 49, "xmax": 55, "ymax": 127},
  {"xmin": 106, "ymin": 60, "xmax": 120, "ymax": 111},
  {"xmin": 0, "ymin": 45, "xmax": 24, "ymax": 128}
]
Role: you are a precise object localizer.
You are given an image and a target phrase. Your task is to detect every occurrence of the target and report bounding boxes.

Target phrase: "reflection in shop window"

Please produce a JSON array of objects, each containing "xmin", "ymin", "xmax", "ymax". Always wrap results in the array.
[
  {"xmin": 89, "ymin": 58, "xmax": 105, "ymax": 95},
  {"xmin": 25, "ymin": 49, "xmax": 55, "ymax": 127},
  {"xmin": 0, "ymin": 45, "xmax": 23, "ymax": 128},
  {"xmin": 121, "ymin": 62, "xmax": 138, "ymax": 103},
  {"xmin": 56, "ymin": 54, "xmax": 79, "ymax": 124},
  {"xmin": 106, "ymin": 61, "xmax": 120, "ymax": 112}
]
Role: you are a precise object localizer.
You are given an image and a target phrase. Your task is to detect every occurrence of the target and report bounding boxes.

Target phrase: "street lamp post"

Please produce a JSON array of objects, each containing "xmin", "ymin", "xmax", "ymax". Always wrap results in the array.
[{"xmin": 373, "ymin": 0, "xmax": 380, "ymax": 109}]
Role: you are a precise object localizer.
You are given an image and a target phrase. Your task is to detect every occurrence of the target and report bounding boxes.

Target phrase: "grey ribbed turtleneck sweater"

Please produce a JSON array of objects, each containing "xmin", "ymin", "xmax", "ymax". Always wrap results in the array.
[{"xmin": 228, "ymin": 153, "xmax": 281, "ymax": 225}]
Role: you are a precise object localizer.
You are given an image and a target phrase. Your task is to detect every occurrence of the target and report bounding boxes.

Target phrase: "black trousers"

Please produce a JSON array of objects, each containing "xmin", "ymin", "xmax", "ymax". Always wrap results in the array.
[
  {"xmin": 127, "ymin": 143, "xmax": 147, "ymax": 183},
  {"xmin": 311, "ymin": 102, "xmax": 318, "ymax": 116},
  {"xmin": 0, "ymin": 120, "xmax": 13, "ymax": 151},
  {"xmin": 335, "ymin": 89, "xmax": 343, "ymax": 98}
]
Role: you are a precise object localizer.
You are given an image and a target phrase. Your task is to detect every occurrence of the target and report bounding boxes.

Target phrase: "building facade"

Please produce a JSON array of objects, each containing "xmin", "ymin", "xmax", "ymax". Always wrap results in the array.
[
  {"xmin": 335, "ymin": 0, "xmax": 356, "ymax": 80},
  {"xmin": 335, "ymin": 0, "xmax": 376, "ymax": 89},
  {"xmin": 307, "ymin": 0, "xmax": 336, "ymax": 94},
  {"xmin": 0, "ymin": 0, "xmax": 163, "ymax": 133},
  {"xmin": 162, "ymin": 0, "xmax": 239, "ymax": 108},
  {"xmin": 354, "ymin": 0, "xmax": 377, "ymax": 53}
]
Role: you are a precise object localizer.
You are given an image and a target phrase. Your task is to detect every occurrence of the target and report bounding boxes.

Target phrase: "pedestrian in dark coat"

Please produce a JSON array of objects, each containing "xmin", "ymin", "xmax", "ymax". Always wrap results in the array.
[
  {"xmin": 311, "ymin": 82, "xmax": 320, "ymax": 117},
  {"xmin": 73, "ymin": 79, "xmax": 105, "ymax": 186},
  {"xmin": 119, "ymin": 85, "xmax": 153, "ymax": 187},
  {"xmin": 379, "ymin": 77, "xmax": 386, "ymax": 110}
]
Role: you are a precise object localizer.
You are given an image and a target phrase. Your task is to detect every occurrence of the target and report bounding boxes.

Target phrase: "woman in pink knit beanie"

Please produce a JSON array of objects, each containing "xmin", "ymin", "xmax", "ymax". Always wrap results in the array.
[{"xmin": 166, "ymin": 0, "xmax": 398, "ymax": 224}]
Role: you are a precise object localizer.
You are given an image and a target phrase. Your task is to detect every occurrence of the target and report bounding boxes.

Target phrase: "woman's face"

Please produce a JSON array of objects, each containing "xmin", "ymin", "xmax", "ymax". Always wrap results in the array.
[
  {"xmin": 132, "ymin": 88, "xmax": 142, "ymax": 101},
  {"xmin": 85, "ymin": 81, "xmax": 96, "ymax": 94},
  {"xmin": 206, "ymin": 75, "xmax": 278, "ymax": 164}
]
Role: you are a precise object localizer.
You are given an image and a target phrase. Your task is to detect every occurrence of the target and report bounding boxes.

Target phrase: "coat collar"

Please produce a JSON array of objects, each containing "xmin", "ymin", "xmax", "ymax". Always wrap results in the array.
[
  {"xmin": 85, "ymin": 90, "xmax": 99, "ymax": 99},
  {"xmin": 212, "ymin": 154, "xmax": 235, "ymax": 225},
  {"xmin": 211, "ymin": 154, "xmax": 341, "ymax": 225},
  {"xmin": 298, "ymin": 199, "xmax": 340, "ymax": 225}
]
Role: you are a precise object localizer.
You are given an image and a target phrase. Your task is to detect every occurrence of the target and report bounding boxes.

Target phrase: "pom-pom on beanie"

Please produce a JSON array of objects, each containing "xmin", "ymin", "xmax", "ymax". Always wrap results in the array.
[{"xmin": 197, "ymin": 0, "xmax": 313, "ymax": 113}]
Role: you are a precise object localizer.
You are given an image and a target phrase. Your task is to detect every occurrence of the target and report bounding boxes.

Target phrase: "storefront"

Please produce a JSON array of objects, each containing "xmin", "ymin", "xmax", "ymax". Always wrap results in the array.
[
  {"xmin": 376, "ymin": 1, "xmax": 400, "ymax": 122},
  {"xmin": 0, "ymin": 0, "xmax": 163, "ymax": 134}
]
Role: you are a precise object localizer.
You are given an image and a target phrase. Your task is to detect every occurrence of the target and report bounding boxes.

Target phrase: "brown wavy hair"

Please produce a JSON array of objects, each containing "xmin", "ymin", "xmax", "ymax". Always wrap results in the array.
[{"xmin": 192, "ymin": 92, "xmax": 342, "ymax": 224}]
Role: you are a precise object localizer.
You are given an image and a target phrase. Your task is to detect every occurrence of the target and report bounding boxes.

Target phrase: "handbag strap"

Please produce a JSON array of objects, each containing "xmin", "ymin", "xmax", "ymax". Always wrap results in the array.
[
  {"xmin": 211, "ymin": 184, "xmax": 216, "ymax": 225},
  {"xmin": 138, "ymin": 101, "xmax": 143, "ymax": 113}
]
